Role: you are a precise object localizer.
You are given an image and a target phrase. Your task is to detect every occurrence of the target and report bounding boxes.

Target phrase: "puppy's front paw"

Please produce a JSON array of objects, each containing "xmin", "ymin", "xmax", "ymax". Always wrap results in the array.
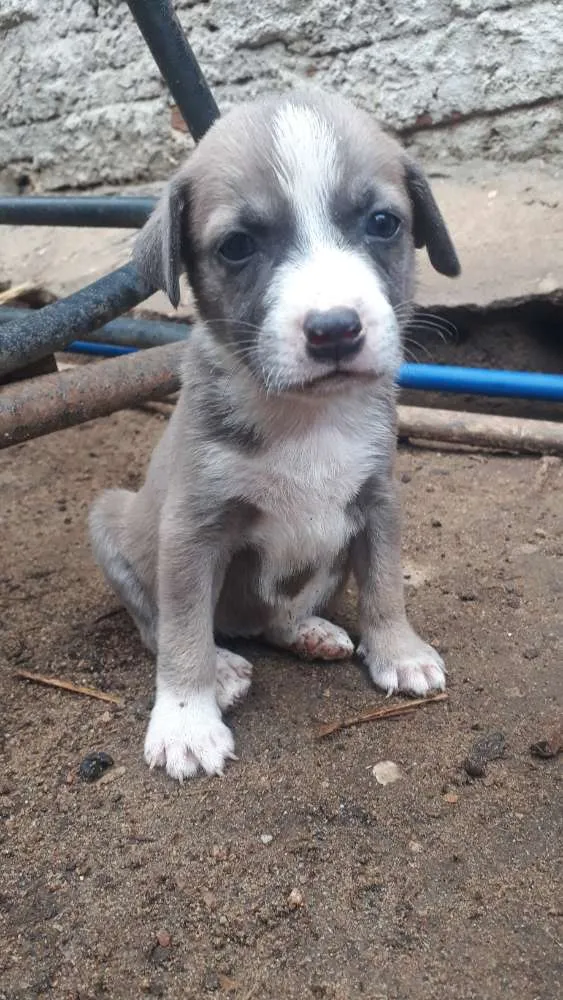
[
  {"xmin": 144, "ymin": 689, "xmax": 236, "ymax": 781},
  {"xmin": 359, "ymin": 625, "xmax": 446, "ymax": 696},
  {"xmin": 215, "ymin": 647, "xmax": 252, "ymax": 712}
]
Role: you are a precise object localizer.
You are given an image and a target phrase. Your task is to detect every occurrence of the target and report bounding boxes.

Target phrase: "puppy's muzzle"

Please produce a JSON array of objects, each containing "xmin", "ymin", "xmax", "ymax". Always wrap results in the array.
[{"xmin": 304, "ymin": 307, "xmax": 364, "ymax": 363}]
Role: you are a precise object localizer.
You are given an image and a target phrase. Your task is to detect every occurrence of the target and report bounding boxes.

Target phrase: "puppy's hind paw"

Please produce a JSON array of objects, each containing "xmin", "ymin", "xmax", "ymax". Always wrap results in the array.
[
  {"xmin": 267, "ymin": 616, "xmax": 354, "ymax": 662},
  {"xmin": 144, "ymin": 689, "xmax": 236, "ymax": 782},
  {"xmin": 215, "ymin": 647, "xmax": 253, "ymax": 712}
]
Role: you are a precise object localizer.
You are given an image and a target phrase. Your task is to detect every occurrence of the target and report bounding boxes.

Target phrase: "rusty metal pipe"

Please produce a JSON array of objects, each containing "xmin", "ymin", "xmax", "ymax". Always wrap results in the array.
[{"xmin": 0, "ymin": 343, "xmax": 184, "ymax": 449}]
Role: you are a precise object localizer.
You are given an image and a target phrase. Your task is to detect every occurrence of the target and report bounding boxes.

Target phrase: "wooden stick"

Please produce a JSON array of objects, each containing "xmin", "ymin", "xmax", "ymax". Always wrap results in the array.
[
  {"xmin": 15, "ymin": 669, "xmax": 122, "ymax": 705},
  {"xmin": 315, "ymin": 691, "xmax": 448, "ymax": 739},
  {"xmin": 398, "ymin": 405, "xmax": 563, "ymax": 456}
]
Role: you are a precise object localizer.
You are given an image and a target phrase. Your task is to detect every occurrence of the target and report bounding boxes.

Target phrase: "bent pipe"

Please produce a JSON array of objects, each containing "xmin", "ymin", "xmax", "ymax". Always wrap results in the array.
[{"xmin": 0, "ymin": 264, "xmax": 155, "ymax": 377}]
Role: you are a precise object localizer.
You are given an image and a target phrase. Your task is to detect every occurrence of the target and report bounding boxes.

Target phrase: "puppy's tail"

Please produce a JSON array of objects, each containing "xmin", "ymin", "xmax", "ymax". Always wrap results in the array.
[{"xmin": 89, "ymin": 488, "xmax": 136, "ymax": 567}]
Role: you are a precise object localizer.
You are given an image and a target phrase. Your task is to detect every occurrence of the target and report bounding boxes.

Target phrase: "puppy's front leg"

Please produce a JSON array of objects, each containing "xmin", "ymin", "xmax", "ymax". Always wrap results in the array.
[
  {"xmin": 353, "ymin": 477, "xmax": 446, "ymax": 696},
  {"xmin": 144, "ymin": 508, "xmax": 235, "ymax": 781}
]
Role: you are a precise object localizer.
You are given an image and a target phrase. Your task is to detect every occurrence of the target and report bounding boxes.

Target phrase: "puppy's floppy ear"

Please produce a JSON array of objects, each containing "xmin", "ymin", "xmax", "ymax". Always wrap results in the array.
[
  {"xmin": 404, "ymin": 158, "xmax": 460, "ymax": 277},
  {"xmin": 133, "ymin": 170, "xmax": 189, "ymax": 308}
]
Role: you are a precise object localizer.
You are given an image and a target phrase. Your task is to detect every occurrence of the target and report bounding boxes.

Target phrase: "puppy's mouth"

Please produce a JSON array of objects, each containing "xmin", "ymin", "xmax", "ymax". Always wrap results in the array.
[{"xmin": 300, "ymin": 366, "xmax": 382, "ymax": 391}]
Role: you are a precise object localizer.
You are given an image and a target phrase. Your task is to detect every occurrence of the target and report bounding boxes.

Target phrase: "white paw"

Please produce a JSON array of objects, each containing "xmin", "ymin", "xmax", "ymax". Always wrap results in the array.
[
  {"xmin": 144, "ymin": 688, "xmax": 236, "ymax": 781},
  {"xmin": 359, "ymin": 626, "xmax": 446, "ymax": 696},
  {"xmin": 269, "ymin": 616, "xmax": 354, "ymax": 661},
  {"xmin": 215, "ymin": 647, "xmax": 253, "ymax": 712}
]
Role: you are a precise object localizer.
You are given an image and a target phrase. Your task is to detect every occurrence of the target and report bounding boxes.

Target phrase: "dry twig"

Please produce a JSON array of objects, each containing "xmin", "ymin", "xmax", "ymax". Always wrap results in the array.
[
  {"xmin": 315, "ymin": 692, "xmax": 448, "ymax": 739},
  {"xmin": 15, "ymin": 669, "xmax": 122, "ymax": 706}
]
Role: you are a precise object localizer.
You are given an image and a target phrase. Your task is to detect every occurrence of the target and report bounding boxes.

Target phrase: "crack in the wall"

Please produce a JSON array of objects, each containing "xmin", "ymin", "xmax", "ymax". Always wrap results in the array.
[{"xmin": 399, "ymin": 95, "xmax": 563, "ymax": 136}]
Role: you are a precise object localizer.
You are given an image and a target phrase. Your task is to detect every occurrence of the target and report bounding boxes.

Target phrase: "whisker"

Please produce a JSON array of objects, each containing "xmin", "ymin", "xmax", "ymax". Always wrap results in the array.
[
  {"xmin": 403, "ymin": 338, "xmax": 434, "ymax": 362},
  {"xmin": 414, "ymin": 310, "xmax": 458, "ymax": 331}
]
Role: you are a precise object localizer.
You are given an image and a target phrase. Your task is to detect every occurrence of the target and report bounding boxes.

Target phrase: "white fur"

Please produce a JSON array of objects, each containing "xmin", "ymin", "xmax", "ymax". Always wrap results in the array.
[
  {"xmin": 263, "ymin": 104, "xmax": 401, "ymax": 391},
  {"xmin": 359, "ymin": 626, "xmax": 446, "ymax": 696},
  {"xmin": 262, "ymin": 244, "xmax": 401, "ymax": 390},
  {"xmin": 271, "ymin": 102, "xmax": 340, "ymax": 246},
  {"xmin": 144, "ymin": 686, "xmax": 235, "ymax": 780},
  {"xmin": 200, "ymin": 382, "xmax": 392, "ymax": 620},
  {"xmin": 215, "ymin": 647, "xmax": 253, "ymax": 711}
]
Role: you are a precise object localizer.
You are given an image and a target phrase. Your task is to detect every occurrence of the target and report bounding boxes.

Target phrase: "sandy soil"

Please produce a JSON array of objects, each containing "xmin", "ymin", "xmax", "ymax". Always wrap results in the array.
[{"xmin": 1, "ymin": 405, "xmax": 561, "ymax": 1000}]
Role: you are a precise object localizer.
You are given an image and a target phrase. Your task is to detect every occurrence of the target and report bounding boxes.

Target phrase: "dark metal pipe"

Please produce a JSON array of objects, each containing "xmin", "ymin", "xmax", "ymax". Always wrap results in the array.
[
  {"xmin": 0, "ymin": 306, "xmax": 190, "ymax": 348},
  {"xmin": 0, "ymin": 342, "xmax": 184, "ymax": 448},
  {"xmin": 0, "ymin": 263, "xmax": 154, "ymax": 377},
  {"xmin": 0, "ymin": 196, "xmax": 156, "ymax": 228},
  {"xmin": 126, "ymin": 0, "xmax": 219, "ymax": 141}
]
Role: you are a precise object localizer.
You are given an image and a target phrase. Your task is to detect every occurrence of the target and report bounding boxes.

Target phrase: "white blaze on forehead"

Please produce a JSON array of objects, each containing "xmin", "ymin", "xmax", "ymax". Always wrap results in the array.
[{"xmin": 272, "ymin": 103, "xmax": 340, "ymax": 245}]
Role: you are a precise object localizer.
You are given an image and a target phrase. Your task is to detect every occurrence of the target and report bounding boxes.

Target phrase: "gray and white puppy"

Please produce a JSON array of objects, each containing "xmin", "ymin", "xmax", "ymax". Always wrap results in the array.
[{"xmin": 90, "ymin": 90, "xmax": 460, "ymax": 782}]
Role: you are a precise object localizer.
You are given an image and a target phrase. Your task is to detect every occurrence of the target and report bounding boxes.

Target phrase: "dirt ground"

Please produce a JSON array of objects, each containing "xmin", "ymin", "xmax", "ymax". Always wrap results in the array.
[{"xmin": 1, "ymin": 404, "xmax": 561, "ymax": 1000}]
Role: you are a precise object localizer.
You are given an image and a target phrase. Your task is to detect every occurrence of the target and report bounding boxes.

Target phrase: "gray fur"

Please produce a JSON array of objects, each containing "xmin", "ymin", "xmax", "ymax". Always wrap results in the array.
[{"xmin": 90, "ymin": 89, "xmax": 458, "ymax": 780}]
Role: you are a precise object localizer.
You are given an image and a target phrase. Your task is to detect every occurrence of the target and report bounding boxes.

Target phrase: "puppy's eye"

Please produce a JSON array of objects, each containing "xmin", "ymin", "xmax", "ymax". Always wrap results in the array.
[
  {"xmin": 366, "ymin": 211, "xmax": 401, "ymax": 240},
  {"xmin": 218, "ymin": 232, "xmax": 256, "ymax": 263}
]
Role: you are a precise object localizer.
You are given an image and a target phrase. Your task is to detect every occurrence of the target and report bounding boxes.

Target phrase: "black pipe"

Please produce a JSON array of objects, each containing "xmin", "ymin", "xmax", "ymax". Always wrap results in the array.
[
  {"xmin": 0, "ymin": 306, "xmax": 190, "ymax": 348},
  {"xmin": 0, "ymin": 264, "xmax": 155, "ymax": 377},
  {"xmin": 126, "ymin": 0, "xmax": 219, "ymax": 141},
  {"xmin": 0, "ymin": 196, "xmax": 156, "ymax": 228}
]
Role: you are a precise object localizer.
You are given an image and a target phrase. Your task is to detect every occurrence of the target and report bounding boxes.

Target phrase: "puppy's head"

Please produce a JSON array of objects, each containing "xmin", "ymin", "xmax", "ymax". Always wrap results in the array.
[{"xmin": 135, "ymin": 91, "xmax": 459, "ymax": 393}]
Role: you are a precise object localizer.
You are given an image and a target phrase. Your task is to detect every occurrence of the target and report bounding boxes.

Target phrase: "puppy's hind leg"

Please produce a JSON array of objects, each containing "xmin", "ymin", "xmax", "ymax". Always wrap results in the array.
[{"xmin": 89, "ymin": 489, "xmax": 157, "ymax": 653}]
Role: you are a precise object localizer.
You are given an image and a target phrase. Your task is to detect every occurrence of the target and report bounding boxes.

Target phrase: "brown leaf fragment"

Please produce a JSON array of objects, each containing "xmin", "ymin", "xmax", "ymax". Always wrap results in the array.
[{"xmin": 218, "ymin": 973, "xmax": 240, "ymax": 992}]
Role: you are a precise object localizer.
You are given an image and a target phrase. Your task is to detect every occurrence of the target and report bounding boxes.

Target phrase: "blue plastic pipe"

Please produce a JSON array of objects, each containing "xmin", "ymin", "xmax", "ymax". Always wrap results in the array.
[
  {"xmin": 64, "ymin": 341, "xmax": 563, "ymax": 402},
  {"xmin": 67, "ymin": 340, "xmax": 138, "ymax": 357},
  {"xmin": 399, "ymin": 363, "xmax": 563, "ymax": 402}
]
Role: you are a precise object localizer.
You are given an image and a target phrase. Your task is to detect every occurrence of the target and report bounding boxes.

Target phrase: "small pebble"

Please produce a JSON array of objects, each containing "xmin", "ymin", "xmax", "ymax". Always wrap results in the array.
[
  {"xmin": 211, "ymin": 844, "xmax": 228, "ymax": 861},
  {"xmin": 288, "ymin": 888, "xmax": 304, "ymax": 909},
  {"xmin": 464, "ymin": 731, "xmax": 506, "ymax": 778},
  {"xmin": 372, "ymin": 760, "xmax": 403, "ymax": 786},
  {"xmin": 78, "ymin": 751, "xmax": 114, "ymax": 783},
  {"xmin": 260, "ymin": 833, "xmax": 273, "ymax": 845}
]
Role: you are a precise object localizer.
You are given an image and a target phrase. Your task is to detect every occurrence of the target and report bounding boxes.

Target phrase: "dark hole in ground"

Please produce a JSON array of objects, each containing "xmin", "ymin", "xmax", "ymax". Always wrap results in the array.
[{"xmin": 402, "ymin": 293, "xmax": 563, "ymax": 422}]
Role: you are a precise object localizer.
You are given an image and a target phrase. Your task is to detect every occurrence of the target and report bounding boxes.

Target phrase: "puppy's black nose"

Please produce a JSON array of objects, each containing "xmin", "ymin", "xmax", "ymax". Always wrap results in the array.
[{"xmin": 304, "ymin": 307, "xmax": 364, "ymax": 362}]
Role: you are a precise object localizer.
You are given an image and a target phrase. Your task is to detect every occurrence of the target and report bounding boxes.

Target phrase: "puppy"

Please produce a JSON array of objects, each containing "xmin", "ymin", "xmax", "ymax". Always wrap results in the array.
[{"xmin": 90, "ymin": 90, "xmax": 460, "ymax": 781}]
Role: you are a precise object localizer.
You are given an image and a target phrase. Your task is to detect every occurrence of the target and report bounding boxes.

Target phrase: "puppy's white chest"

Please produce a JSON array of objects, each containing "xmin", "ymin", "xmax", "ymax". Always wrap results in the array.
[{"xmin": 243, "ymin": 427, "xmax": 374, "ymax": 569}]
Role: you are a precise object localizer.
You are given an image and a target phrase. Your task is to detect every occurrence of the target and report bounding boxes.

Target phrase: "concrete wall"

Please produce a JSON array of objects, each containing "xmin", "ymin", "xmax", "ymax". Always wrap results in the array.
[{"xmin": 1, "ymin": 0, "xmax": 561, "ymax": 192}]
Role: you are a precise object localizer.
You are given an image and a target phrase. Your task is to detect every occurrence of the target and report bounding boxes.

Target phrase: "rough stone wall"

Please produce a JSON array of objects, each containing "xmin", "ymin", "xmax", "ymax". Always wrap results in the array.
[{"xmin": 0, "ymin": 0, "xmax": 561, "ymax": 192}]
